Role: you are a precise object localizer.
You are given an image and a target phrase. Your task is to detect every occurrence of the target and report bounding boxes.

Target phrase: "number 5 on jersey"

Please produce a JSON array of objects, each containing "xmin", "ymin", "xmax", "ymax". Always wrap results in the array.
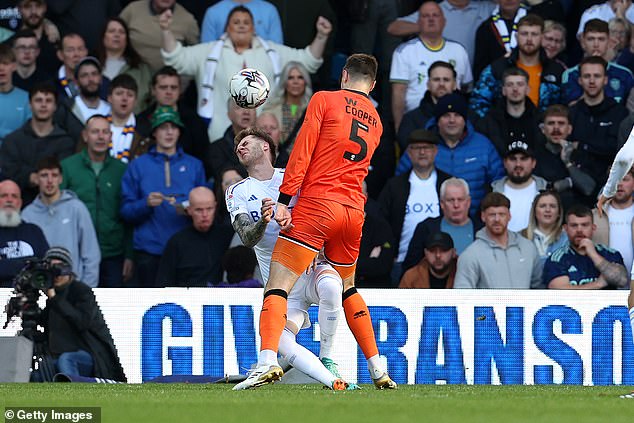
[{"xmin": 344, "ymin": 118, "xmax": 369, "ymax": 162}]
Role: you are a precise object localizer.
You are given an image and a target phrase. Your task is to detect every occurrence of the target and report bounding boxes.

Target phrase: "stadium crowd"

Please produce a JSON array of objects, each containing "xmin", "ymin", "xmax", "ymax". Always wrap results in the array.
[{"xmin": 0, "ymin": 0, "xmax": 634, "ymax": 293}]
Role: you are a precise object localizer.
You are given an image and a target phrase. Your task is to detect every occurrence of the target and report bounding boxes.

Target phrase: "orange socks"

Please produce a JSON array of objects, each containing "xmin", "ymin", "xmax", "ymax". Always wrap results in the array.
[
  {"xmin": 259, "ymin": 290, "xmax": 288, "ymax": 352},
  {"xmin": 343, "ymin": 288, "xmax": 379, "ymax": 359}
]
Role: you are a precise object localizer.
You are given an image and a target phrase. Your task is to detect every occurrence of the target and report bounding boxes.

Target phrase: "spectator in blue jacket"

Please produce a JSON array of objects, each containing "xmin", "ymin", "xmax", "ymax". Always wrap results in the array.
[
  {"xmin": 470, "ymin": 13, "xmax": 564, "ymax": 120},
  {"xmin": 120, "ymin": 106, "xmax": 206, "ymax": 287},
  {"xmin": 397, "ymin": 93, "xmax": 504, "ymax": 216}
]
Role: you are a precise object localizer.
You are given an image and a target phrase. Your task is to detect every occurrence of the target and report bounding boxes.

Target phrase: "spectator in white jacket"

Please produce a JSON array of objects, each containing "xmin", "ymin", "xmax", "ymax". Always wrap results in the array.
[{"xmin": 159, "ymin": 5, "xmax": 331, "ymax": 142}]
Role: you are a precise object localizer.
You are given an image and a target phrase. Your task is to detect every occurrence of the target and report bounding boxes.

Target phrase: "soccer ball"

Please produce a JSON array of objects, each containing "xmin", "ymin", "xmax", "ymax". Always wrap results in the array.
[{"xmin": 229, "ymin": 68, "xmax": 271, "ymax": 109}]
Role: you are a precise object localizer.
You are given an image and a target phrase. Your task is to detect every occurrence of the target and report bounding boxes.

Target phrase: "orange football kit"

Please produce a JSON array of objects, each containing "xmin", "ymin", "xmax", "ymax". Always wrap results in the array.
[
  {"xmin": 261, "ymin": 88, "xmax": 383, "ymax": 361},
  {"xmin": 272, "ymin": 88, "xmax": 382, "ymax": 277}
]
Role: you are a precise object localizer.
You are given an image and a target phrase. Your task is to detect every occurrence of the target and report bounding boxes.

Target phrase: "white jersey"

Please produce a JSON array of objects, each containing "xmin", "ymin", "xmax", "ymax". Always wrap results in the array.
[
  {"xmin": 226, "ymin": 168, "xmax": 341, "ymax": 329},
  {"xmin": 226, "ymin": 168, "xmax": 296, "ymax": 283},
  {"xmin": 390, "ymin": 37, "xmax": 473, "ymax": 112}
]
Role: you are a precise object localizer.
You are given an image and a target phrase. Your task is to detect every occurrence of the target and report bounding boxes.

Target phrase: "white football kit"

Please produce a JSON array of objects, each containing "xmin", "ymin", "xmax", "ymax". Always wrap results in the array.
[{"xmin": 226, "ymin": 168, "xmax": 342, "ymax": 329}]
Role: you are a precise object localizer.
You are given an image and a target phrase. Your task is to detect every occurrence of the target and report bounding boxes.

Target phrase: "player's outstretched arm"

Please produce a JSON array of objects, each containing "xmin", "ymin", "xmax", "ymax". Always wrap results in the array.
[{"xmin": 232, "ymin": 213, "xmax": 269, "ymax": 248}]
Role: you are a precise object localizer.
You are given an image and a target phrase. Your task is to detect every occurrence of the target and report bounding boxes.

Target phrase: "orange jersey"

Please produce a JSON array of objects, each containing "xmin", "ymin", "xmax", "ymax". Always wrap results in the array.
[{"xmin": 278, "ymin": 89, "xmax": 383, "ymax": 210}]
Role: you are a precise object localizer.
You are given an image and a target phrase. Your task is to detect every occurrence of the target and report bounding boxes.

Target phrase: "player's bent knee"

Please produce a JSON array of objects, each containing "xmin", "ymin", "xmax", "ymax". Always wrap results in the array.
[
  {"xmin": 286, "ymin": 308, "xmax": 307, "ymax": 334},
  {"xmin": 317, "ymin": 277, "xmax": 343, "ymax": 310}
]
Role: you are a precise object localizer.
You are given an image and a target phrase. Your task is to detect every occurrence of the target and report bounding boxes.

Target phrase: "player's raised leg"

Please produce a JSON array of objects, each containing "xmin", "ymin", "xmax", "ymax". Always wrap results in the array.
[{"xmin": 277, "ymin": 306, "xmax": 351, "ymax": 390}]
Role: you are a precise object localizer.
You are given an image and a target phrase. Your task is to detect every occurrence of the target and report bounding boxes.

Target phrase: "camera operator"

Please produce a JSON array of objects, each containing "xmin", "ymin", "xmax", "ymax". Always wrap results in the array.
[
  {"xmin": 0, "ymin": 180, "xmax": 48, "ymax": 287},
  {"xmin": 33, "ymin": 246, "xmax": 126, "ymax": 382}
]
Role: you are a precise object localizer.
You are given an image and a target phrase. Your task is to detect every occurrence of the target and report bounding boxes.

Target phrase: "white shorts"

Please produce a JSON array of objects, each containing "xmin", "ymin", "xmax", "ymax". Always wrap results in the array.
[{"xmin": 287, "ymin": 262, "xmax": 342, "ymax": 330}]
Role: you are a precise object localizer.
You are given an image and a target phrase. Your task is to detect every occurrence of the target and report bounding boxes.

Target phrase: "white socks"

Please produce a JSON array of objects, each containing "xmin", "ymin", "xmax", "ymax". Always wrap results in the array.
[
  {"xmin": 258, "ymin": 349, "xmax": 278, "ymax": 367},
  {"xmin": 279, "ymin": 328, "xmax": 336, "ymax": 387},
  {"xmin": 316, "ymin": 276, "xmax": 342, "ymax": 359},
  {"xmin": 367, "ymin": 354, "xmax": 385, "ymax": 379}
]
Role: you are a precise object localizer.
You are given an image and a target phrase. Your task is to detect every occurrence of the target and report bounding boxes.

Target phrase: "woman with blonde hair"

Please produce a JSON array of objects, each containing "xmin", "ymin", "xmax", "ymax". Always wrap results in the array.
[
  {"xmin": 160, "ymin": 6, "xmax": 331, "ymax": 143},
  {"xmin": 262, "ymin": 61, "xmax": 313, "ymax": 147},
  {"xmin": 521, "ymin": 190, "xmax": 568, "ymax": 270},
  {"xmin": 542, "ymin": 20, "xmax": 567, "ymax": 68}
]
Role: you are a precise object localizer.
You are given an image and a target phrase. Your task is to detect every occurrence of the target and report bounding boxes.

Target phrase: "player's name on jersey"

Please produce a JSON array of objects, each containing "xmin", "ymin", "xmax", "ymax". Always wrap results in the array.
[{"xmin": 345, "ymin": 97, "xmax": 378, "ymax": 128}]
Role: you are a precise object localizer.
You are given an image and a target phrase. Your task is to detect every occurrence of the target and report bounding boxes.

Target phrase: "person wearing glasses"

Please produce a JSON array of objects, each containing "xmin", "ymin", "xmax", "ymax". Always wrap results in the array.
[{"xmin": 378, "ymin": 129, "xmax": 452, "ymax": 286}]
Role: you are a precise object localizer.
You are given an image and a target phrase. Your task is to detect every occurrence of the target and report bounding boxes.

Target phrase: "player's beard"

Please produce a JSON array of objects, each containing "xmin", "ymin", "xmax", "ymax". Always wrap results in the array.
[
  {"xmin": 23, "ymin": 15, "xmax": 44, "ymax": 30},
  {"xmin": 79, "ymin": 85, "xmax": 100, "ymax": 99},
  {"xmin": 0, "ymin": 210, "xmax": 21, "ymax": 227},
  {"xmin": 508, "ymin": 171, "xmax": 531, "ymax": 185}
]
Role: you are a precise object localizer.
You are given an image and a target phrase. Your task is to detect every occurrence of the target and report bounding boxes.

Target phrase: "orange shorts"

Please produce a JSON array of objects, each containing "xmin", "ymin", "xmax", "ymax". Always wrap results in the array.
[{"xmin": 271, "ymin": 197, "xmax": 364, "ymax": 279}]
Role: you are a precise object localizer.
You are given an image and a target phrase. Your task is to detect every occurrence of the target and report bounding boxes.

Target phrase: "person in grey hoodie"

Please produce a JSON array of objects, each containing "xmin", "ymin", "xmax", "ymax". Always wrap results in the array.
[
  {"xmin": 454, "ymin": 192, "xmax": 543, "ymax": 289},
  {"xmin": 21, "ymin": 156, "xmax": 100, "ymax": 287}
]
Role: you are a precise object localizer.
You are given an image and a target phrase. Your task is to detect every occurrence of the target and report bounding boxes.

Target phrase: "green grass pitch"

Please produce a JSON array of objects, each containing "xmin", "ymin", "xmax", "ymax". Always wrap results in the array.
[{"xmin": 1, "ymin": 383, "xmax": 633, "ymax": 423}]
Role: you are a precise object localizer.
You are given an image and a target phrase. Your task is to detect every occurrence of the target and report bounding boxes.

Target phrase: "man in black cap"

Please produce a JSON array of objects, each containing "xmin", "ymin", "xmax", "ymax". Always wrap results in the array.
[
  {"xmin": 54, "ymin": 56, "xmax": 111, "ymax": 142},
  {"xmin": 491, "ymin": 140, "xmax": 548, "ymax": 232},
  {"xmin": 399, "ymin": 232, "xmax": 457, "ymax": 288},
  {"xmin": 33, "ymin": 246, "xmax": 126, "ymax": 381},
  {"xmin": 379, "ymin": 128, "xmax": 452, "ymax": 286},
  {"xmin": 398, "ymin": 92, "xmax": 504, "ymax": 217}
]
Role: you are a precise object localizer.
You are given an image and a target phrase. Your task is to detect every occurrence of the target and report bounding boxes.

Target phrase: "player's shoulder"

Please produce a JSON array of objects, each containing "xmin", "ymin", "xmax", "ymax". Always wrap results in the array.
[
  {"xmin": 548, "ymin": 244, "xmax": 570, "ymax": 263},
  {"xmin": 608, "ymin": 62, "xmax": 634, "ymax": 77},
  {"xmin": 226, "ymin": 177, "xmax": 251, "ymax": 196},
  {"xmin": 444, "ymin": 39, "xmax": 469, "ymax": 55},
  {"xmin": 596, "ymin": 243, "xmax": 621, "ymax": 256}
]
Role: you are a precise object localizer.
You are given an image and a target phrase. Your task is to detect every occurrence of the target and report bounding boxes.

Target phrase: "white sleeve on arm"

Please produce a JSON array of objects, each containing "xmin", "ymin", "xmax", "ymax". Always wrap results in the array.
[{"xmin": 603, "ymin": 128, "xmax": 634, "ymax": 197}]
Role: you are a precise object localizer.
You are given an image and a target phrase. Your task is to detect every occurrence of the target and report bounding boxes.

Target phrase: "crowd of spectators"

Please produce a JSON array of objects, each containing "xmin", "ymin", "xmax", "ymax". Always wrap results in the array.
[{"xmin": 0, "ymin": 0, "xmax": 633, "ymax": 292}]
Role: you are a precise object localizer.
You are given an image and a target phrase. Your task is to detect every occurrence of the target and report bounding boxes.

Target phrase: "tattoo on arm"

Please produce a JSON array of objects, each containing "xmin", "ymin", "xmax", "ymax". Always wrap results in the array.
[
  {"xmin": 596, "ymin": 258, "xmax": 628, "ymax": 288},
  {"xmin": 232, "ymin": 213, "xmax": 268, "ymax": 248}
]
